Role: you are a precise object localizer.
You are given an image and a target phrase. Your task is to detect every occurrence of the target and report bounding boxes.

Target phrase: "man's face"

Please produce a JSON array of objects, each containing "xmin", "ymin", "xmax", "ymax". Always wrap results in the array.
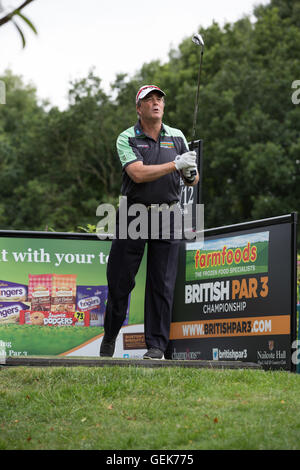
[{"xmin": 137, "ymin": 91, "xmax": 165, "ymax": 122}]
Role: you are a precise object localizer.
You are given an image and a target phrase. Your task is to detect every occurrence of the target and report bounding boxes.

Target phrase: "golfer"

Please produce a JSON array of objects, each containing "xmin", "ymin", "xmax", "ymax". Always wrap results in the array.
[{"xmin": 100, "ymin": 85, "xmax": 199, "ymax": 360}]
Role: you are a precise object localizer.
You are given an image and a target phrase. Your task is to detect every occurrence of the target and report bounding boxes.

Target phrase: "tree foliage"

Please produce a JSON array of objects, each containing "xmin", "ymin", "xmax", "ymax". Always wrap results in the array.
[{"xmin": 0, "ymin": 0, "xmax": 299, "ymax": 234}]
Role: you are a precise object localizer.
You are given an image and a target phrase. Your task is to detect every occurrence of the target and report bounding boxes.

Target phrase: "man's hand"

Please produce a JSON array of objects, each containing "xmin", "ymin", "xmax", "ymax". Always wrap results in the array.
[
  {"xmin": 182, "ymin": 165, "xmax": 197, "ymax": 183},
  {"xmin": 174, "ymin": 151, "xmax": 196, "ymax": 170}
]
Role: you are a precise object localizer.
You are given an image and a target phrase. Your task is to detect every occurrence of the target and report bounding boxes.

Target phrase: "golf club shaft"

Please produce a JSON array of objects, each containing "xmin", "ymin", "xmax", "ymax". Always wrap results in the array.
[
  {"xmin": 190, "ymin": 47, "xmax": 204, "ymax": 176},
  {"xmin": 192, "ymin": 47, "xmax": 204, "ymax": 143}
]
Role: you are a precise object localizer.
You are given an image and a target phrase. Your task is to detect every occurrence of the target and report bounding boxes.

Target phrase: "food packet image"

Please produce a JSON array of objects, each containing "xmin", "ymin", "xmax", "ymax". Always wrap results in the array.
[
  {"xmin": 28, "ymin": 274, "xmax": 52, "ymax": 311},
  {"xmin": 28, "ymin": 310, "xmax": 46, "ymax": 326},
  {"xmin": 19, "ymin": 310, "xmax": 78, "ymax": 326},
  {"xmin": 51, "ymin": 274, "xmax": 77, "ymax": 313},
  {"xmin": 0, "ymin": 302, "xmax": 29, "ymax": 324},
  {"xmin": 0, "ymin": 281, "xmax": 28, "ymax": 302},
  {"xmin": 76, "ymin": 286, "xmax": 131, "ymax": 327},
  {"xmin": 76, "ymin": 286, "xmax": 108, "ymax": 326},
  {"xmin": 43, "ymin": 311, "xmax": 78, "ymax": 326}
]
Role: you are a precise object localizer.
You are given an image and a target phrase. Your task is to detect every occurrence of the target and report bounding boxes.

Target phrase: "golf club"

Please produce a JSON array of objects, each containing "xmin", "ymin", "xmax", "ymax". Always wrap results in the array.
[
  {"xmin": 190, "ymin": 33, "xmax": 205, "ymax": 177},
  {"xmin": 191, "ymin": 33, "xmax": 204, "ymax": 142}
]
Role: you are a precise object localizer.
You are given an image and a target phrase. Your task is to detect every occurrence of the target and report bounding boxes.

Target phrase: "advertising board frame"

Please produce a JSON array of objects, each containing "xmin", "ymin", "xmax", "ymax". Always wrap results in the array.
[
  {"xmin": 166, "ymin": 212, "xmax": 298, "ymax": 371},
  {"xmin": 0, "ymin": 229, "xmax": 148, "ymax": 359},
  {"xmin": 0, "ymin": 211, "xmax": 297, "ymax": 369}
]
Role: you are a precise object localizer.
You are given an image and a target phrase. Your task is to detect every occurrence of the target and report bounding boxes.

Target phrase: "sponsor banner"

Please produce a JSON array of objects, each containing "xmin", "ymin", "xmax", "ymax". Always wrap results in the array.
[
  {"xmin": 0, "ymin": 234, "xmax": 147, "ymax": 358},
  {"xmin": 168, "ymin": 336, "xmax": 291, "ymax": 370},
  {"xmin": 170, "ymin": 315, "xmax": 290, "ymax": 340},
  {"xmin": 168, "ymin": 214, "xmax": 297, "ymax": 371}
]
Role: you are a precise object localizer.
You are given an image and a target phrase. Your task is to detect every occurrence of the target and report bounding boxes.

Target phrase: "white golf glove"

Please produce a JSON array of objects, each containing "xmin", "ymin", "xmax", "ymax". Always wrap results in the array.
[
  {"xmin": 174, "ymin": 151, "xmax": 196, "ymax": 170},
  {"xmin": 182, "ymin": 165, "xmax": 197, "ymax": 183}
]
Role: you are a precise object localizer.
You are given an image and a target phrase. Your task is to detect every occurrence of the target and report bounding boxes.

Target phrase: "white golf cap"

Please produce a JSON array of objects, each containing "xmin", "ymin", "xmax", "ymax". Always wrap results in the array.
[{"xmin": 136, "ymin": 85, "xmax": 165, "ymax": 104}]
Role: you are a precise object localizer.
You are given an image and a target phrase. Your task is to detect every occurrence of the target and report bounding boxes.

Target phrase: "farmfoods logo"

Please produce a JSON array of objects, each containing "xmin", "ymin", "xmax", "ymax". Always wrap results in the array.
[
  {"xmin": 186, "ymin": 232, "xmax": 269, "ymax": 281},
  {"xmin": 194, "ymin": 242, "xmax": 257, "ymax": 269}
]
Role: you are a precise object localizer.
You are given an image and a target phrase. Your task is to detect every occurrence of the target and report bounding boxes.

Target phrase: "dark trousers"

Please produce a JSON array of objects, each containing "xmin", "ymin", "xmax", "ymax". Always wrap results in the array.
[{"xmin": 104, "ymin": 211, "xmax": 181, "ymax": 352}]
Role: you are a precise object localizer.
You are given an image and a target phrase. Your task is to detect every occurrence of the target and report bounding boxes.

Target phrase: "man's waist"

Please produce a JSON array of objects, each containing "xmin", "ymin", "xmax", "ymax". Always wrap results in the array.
[
  {"xmin": 145, "ymin": 201, "xmax": 179, "ymax": 211},
  {"xmin": 127, "ymin": 199, "xmax": 179, "ymax": 210}
]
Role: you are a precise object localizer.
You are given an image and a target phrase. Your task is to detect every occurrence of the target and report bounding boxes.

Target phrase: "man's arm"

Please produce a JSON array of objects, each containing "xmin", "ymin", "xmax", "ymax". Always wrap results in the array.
[
  {"xmin": 125, "ymin": 151, "xmax": 197, "ymax": 184},
  {"xmin": 117, "ymin": 128, "xmax": 197, "ymax": 184},
  {"xmin": 125, "ymin": 160, "xmax": 177, "ymax": 183}
]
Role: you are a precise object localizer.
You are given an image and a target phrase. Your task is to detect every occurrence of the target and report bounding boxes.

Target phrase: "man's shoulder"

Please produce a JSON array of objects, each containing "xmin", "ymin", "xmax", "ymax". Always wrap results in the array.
[
  {"xmin": 163, "ymin": 124, "xmax": 186, "ymax": 138},
  {"xmin": 163, "ymin": 124, "xmax": 188, "ymax": 147},
  {"xmin": 118, "ymin": 125, "xmax": 136, "ymax": 141}
]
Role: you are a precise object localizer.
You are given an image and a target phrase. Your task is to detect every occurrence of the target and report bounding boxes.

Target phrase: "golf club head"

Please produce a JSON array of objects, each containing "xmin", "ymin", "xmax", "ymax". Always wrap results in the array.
[{"xmin": 192, "ymin": 33, "xmax": 204, "ymax": 48}]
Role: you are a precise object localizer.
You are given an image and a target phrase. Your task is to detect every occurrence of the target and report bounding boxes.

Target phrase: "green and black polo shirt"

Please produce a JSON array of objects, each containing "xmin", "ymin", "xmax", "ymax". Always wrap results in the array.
[{"xmin": 116, "ymin": 121, "xmax": 189, "ymax": 205}]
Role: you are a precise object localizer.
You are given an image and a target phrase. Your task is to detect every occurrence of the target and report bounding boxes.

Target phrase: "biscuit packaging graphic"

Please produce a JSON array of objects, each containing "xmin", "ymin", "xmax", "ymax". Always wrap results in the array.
[
  {"xmin": 19, "ymin": 310, "xmax": 87, "ymax": 326},
  {"xmin": 76, "ymin": 285, "xmax": 108, "ymax": 326},
  {"xmin": 28, "ymin": 274, "xmax": 52, "ymax": 311},
  {"xmin": 51, "ymin": 274, "xmax": 77, "ymax": 313},
  {"xmin": 0, "ymin": 281, "xmax": 28, "ymax": 302},
  {"xmin": 9, "ymin": 273, "xmax": 126, "ymax": 328},
  {"xmin": 0, "ymin": 302, "xmax": 29, "ymax": 324}
]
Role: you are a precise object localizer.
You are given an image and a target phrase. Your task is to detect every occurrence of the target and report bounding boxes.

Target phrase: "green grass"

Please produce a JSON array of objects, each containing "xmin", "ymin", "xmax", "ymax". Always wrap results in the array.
[
  {"xmin": 0, "ymin": 366, "xmax": 300, "ymax": 450},
  {"xmin": 0, "ymin": 324, "xmax": 104, "ymax": 356}
]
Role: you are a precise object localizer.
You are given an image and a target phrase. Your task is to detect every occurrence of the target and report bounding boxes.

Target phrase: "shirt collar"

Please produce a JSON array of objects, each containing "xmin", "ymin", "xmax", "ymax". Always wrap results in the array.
[{"xmin": 134, "ymin": 121, "xmax": 166, "ymax": 137}]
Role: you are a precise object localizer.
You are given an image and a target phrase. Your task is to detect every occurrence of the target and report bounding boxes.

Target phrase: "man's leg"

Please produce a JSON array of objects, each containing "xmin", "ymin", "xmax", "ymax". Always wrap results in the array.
[
  {"xmin": 100, "ymin": 236, "xmax": 145, "ymax": 356},
  {"xmin": 144, "ymin": 238, "xmax": 180, "ymax": 355}
]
